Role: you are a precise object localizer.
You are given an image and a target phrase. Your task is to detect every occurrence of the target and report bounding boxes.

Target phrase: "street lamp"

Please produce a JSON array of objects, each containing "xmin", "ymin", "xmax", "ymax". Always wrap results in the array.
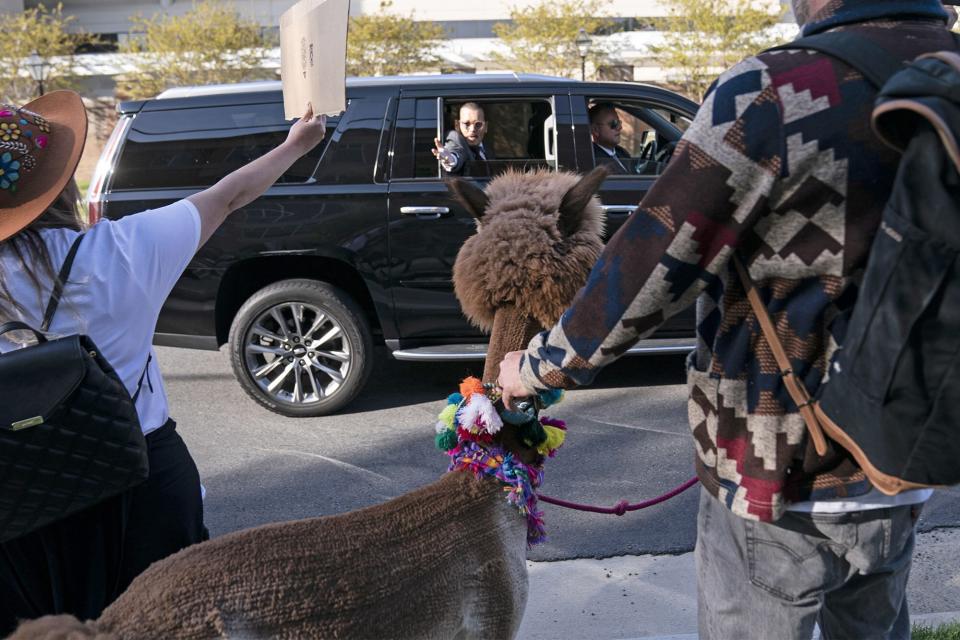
[
  {"xmin": 575, "ymin": 28, "xmax": 592, "ymax": 81},
  {"xmin": 26, "ymin": 51, "xmax": 51, "ymax": 97}
]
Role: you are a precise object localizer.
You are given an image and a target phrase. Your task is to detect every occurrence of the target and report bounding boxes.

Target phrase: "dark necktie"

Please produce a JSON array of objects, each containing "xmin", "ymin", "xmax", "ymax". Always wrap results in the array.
[{"xmin": 608, "ymin": 148, "xmax": 626, "ymax": 171}]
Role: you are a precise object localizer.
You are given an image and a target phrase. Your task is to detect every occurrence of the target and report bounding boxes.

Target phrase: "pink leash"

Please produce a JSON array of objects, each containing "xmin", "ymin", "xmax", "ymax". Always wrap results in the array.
[{"xmin": 537, "ymin": 476, "xmax": 699, "ymax": 516}]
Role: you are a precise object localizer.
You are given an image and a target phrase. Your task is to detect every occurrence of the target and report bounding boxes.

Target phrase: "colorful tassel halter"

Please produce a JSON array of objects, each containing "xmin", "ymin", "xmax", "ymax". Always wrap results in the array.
[{"xmin": 435, "ymin": 376, "xmax": 566, "ymax": 545}]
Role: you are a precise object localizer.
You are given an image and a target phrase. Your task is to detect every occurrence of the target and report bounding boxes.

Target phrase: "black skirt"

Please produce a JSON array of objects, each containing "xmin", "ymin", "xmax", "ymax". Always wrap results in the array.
[{"xmin": 0, "ymin": 419, "xmax": 205, "ymax": 634}]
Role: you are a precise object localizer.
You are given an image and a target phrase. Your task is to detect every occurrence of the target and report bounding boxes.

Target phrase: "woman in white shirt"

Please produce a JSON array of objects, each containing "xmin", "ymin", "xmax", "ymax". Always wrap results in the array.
[{"xmin": 0, "ymin": 90, "xmax": 327, "ymax": 633}]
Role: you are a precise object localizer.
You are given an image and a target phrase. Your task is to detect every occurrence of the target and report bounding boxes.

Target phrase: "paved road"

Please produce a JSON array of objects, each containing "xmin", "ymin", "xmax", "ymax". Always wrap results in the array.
[{"xmin": 157, "ymin": 345, "xmax": 960, "ymax": 563}]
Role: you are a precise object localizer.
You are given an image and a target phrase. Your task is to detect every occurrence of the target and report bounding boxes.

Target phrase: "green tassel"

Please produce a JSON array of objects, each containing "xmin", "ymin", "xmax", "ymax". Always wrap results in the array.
[
  {"xmin": 435, "ymin": 429, "xmax": 459, "ymax": 451},
  {"xmin": 437, "ymin": 403, "xmax": 458, "ymax": 429},
  {"xmin": 518, "ymin": 419, "xmax": 547, "ymax": 447}
]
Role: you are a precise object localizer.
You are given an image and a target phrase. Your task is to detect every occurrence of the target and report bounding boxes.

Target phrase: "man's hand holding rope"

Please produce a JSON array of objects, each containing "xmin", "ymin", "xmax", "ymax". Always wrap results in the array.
[{"xmin": 497, "ymin": 350, "xmax": 538, "ymax": 411}]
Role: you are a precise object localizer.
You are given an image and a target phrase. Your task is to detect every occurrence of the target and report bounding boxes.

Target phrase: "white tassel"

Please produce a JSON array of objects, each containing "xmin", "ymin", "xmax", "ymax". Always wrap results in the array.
[{"xmin": 460, "ymin": 393, "xmax": 503, "ymax": 435}]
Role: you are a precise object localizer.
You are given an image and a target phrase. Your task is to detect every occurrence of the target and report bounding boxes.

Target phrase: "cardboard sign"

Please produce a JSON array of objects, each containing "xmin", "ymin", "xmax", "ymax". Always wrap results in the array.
[{"xmin": 280, "ymin": 0, "xmax": 350, "ymax": 120}]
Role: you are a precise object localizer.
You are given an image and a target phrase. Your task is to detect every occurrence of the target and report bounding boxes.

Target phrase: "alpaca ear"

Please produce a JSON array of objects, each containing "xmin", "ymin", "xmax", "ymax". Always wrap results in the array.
[
  {"xmin": 445, "ymin": 178, "xmax": 490, "ymax": 220},
  {"xmin": 557, "ymin": 166, "xmax": 609, "ymax": 236}
]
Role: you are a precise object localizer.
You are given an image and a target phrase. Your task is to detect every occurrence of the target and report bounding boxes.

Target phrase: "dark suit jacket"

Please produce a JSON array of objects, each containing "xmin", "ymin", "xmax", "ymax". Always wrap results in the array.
[
  {"xmin": 441, "ymin": 130, "xmax": 495, "ymax": 176},
  {"xmin": 592, "ymin": 142, "xmax": 632, "ymax": 174}
]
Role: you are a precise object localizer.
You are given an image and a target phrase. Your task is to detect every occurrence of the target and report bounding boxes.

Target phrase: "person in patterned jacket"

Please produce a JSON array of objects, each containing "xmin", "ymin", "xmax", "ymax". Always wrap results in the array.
[{"xmin": 496, "ymin": 0, "xmax": 956, "ymax": 637}]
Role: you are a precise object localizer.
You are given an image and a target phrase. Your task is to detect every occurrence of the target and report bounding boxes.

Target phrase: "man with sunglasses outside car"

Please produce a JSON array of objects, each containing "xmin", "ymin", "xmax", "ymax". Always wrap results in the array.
[
  {"xmin": 589, "ymin": 102, "xmax": 632, "ymax": 174},
  {"xmin": 432, "ymin": 102, "xmax": 495, "ymax": 176}
]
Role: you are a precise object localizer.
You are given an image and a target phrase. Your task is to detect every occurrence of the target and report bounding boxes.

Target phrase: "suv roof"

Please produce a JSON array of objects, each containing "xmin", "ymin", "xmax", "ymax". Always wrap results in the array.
[
  {"xmin": 120, "ymin": 74, "xmax": 679, "ymax": 115},
  {"xmin": 154, "ymin": 73, "xmax": 578, "ymax": 100},
  {"xmin": 119, "ymin": 74, "xmax": 583, "ymax": 114}
]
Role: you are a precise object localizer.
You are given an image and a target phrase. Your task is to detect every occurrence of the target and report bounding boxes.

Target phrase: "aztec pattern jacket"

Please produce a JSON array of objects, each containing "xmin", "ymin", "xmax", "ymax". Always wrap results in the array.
[{"xmin": 519, "ymin": 0, "xmax": 955, "ymax": 522}]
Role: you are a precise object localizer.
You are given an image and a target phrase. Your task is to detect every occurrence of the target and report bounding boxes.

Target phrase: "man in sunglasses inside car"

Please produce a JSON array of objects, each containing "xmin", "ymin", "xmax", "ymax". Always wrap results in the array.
[
  {"xmin": 589, "ymin": 102, "xmax": 632, "ymax": 174},
  {"xmin": 432, "ymin": 102, "xmax": 495, "ymax": 176}
]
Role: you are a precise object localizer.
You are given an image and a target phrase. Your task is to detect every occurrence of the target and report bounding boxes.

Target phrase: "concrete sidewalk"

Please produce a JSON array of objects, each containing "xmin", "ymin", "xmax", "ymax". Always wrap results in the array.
[{"xmin": 517, "ymin": 527, "xmax": 960, "ymax": 639}]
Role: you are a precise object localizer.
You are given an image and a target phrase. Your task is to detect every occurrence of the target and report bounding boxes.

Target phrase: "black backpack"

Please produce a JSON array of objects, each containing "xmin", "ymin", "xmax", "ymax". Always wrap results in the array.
[
  {"xmin": 0, "ymin": 233, "xmax": 149, "ymax": 542},
  {"xmin": 737, "ymin": 32, "xmax": 960, "ymax": 495}
]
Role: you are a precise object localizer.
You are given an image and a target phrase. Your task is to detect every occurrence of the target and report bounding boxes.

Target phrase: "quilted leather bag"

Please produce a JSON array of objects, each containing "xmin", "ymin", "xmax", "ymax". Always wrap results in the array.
[{"xmin": 0, "ymin": 234, "xmax": 148, "ymax": 543}]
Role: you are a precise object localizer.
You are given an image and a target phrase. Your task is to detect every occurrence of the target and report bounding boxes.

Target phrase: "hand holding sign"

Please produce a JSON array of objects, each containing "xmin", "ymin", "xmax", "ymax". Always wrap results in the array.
[
  {"xmin": 287, "ymin": 103, "xmax": 328, "ymax": 154},
  {"xmin": 280, "ymin": 0, "xmax": 350, "ymax": 120}
]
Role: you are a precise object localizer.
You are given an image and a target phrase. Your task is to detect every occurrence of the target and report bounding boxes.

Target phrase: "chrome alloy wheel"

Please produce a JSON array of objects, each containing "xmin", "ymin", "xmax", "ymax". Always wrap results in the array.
[{"xmin": 242, "ymin": 302, "xmax": 351, "ymax": 406}]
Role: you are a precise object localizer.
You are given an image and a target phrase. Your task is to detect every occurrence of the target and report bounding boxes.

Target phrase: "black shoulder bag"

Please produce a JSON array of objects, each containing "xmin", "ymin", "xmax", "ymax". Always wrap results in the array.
[{"xmin": 0, "ymin": 234, "xmax": 149, "ymax": 543}]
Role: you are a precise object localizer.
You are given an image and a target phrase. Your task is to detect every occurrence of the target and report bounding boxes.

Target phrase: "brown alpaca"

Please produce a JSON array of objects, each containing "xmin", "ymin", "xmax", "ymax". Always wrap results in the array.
[{"xmin": 9, "ymin": 167, "xmax": 607, "ymax": 640}]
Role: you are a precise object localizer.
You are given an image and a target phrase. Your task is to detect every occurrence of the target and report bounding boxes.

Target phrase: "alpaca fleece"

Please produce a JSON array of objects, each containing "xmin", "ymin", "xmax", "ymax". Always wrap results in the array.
[
  {"xmin": 453, "ymin": 170, "xmax": 604, "ymax": 333},
  {"xmin": 13, "ymin": 474, "xmax": 527, "ymax": 640}
]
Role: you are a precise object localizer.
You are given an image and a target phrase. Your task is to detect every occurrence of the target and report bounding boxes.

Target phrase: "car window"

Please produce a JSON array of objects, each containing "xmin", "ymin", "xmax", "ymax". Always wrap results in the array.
[
  {"xmin": 110, "ymin": 103, "xmax": 331, "ymax": 190},
  {"xmin": 313, "ymin": 97, "xmax": 385, "ymax": 184},
  {"xmin": 392, "ymin": 98, "xmax": 555, "ymax": 180},
  {"xmin": 653, "ymin": 107, "xmax": 692, "ymax": 134},
  {"xmin": 390, "ymin": 98, "xmax": 442, "ymax": 180},
  {"xmin": 442, "ymin": 100, "xmax": 555, "ymax": 177},
  {"xmin": 587, "ymin": 99, "xmax": 689, "ymax": 177}
]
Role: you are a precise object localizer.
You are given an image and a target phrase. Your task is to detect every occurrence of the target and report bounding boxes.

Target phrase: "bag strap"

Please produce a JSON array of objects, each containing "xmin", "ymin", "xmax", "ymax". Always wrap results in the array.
[
  {"xmin": 131, "ymin": 353, "xmax": 153, "ymax": 404},
  {"xmin": 41, "ymin": 233, "xmax": 85, "ymax": 332},
  {"xmin": 767, "ymin": 32, "xmax": 904, "ymax": 89},
  {"xmin": 731, "ymin": 255, "xmax": 830, "ymax": 456},
  {"xmin": 0, "ymin": 321, "xmax": 47, "ymax": 344}
]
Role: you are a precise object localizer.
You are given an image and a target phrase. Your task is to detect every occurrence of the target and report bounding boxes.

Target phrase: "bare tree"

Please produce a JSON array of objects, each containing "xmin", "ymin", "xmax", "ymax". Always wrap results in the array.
[
  {"xmin": 347, "ymin": 1, "xmax": 446, "ymax": 76},
  {"xmin": 117, "ymin": 1, "xmax": 272, "ymax": 100},
  {"xmin": 651, "ymin": 0, "xmax": 785, "ymax": 100},
  {"xmin": 0, "ymin": 3, "xmax": 98, "ymax": 103},
  {"xmin": 492, "ymin": 0, "xmax": 613, "ymax": 79}
]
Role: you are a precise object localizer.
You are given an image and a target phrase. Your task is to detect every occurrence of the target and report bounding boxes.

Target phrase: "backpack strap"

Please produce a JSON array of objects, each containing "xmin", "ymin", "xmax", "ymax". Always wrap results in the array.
[
  {"xmin": 767, "ymin": 32, "xmax": 904, "ymax": 89},
  {"xmin": 41, "ymin": 233, "xmax": 84, "ymax": 332},
  {"xmin": 731, "ymin": 255, "xmax": 830, "ymax": 457}
]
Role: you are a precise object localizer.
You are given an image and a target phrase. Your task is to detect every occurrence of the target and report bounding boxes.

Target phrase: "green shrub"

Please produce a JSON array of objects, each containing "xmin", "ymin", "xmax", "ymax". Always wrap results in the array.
[{"xmin": 913, "ymin": 621, "xmax": 960, "ymax": 640}]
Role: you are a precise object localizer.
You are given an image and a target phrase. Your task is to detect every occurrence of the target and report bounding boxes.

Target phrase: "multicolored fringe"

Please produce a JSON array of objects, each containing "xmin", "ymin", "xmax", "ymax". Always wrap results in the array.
[
  {"xmin": 435, "ymin": 376, "xmax": 567, "ymax": 545},
  {"xmin": 448, "ymin": 440, "xmax": 548, "ymax": 545}
]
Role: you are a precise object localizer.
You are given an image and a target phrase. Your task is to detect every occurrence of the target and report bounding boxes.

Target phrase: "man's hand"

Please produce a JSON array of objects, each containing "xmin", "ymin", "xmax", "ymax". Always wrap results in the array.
[
  {"xmin": 432, "ymin": 137, "xmax": 456, "ymax": 165},
  {"xmin": 497, "ymin": 350, "xmax": 536, "ymax": 410}
]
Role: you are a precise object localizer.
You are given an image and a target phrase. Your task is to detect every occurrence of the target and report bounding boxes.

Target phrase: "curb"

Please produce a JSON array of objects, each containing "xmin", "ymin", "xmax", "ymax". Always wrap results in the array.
[{"xmin": 627, "ymin": 610, "xmax": 960, "ymax": 640}]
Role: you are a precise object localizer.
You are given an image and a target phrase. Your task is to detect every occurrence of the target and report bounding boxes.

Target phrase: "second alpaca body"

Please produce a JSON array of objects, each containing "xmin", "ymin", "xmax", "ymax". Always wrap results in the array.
[{"xmin": 86, "ymin": 473, "xmax": 526, "ymax": 639}]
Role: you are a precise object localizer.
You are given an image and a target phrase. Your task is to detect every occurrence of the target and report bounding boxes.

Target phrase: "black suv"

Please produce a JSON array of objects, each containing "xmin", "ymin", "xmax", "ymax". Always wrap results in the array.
[{"xmin": 88, "ymin": 74, "xmax": 698, "ymax": 417}]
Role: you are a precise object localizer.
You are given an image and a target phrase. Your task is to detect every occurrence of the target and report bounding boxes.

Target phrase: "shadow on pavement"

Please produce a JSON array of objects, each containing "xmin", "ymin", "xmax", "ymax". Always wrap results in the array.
[
  {"xmin": 340, "ymin": 347, "xmax": 688, "ymax": 415},
  {"xmin": 201, "ymin": 414, "xmax": 699, "ymax": 559}
]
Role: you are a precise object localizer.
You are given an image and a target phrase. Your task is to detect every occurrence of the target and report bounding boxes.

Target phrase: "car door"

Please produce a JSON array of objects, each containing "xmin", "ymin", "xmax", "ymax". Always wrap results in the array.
[{"xmin": 386, "ymin": 88, "xmax": 574, "ymax": 343}]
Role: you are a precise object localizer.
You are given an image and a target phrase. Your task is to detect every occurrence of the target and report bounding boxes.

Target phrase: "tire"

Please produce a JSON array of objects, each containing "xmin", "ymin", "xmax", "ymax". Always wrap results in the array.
[{"xmin": 228, "ymin": 279, "xmax": 373, "ymax": 417}]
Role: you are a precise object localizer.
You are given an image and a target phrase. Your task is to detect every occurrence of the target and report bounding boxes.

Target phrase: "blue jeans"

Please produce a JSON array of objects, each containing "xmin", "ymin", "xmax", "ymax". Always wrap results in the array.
[{"xmin": 695, "ymin": 488, "xmax": 920, "ymax": 640}]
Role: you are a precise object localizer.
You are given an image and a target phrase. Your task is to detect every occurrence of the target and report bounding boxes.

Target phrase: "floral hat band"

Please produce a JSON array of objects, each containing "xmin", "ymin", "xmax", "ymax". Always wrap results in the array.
[
  {"xmin": 0, "ymin": 105, "xmax": 52, "ymax": 193},
  {"xmin": 0, "ymin": 90, "xmax": 87, "ymax": 242}
]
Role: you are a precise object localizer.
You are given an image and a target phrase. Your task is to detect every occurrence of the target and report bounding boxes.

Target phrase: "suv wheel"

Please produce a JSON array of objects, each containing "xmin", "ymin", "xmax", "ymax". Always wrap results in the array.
[{"xmin": 228, "ymin": 279, "xmax": 373, "ymax": 417}]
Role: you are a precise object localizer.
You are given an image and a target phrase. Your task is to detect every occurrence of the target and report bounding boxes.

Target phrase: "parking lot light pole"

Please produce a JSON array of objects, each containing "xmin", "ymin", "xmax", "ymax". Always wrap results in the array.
[
  {"xmin": 26, "ymin": 51, "xmax": 50, "ymax": 97},
  {"xmin": 575, "ymin": 28, "xmax": 592, "ymax": 81}
]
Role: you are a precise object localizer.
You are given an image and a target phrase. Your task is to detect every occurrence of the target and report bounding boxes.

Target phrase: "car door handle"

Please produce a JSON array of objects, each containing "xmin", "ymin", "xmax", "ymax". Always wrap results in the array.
[
  {"xmin": 400, "ymin": 206, "xmax": 451, "ymax": 219},
  {"xmin": 602, "ymin": 205, "xmax": 638, "ymax": 215}
]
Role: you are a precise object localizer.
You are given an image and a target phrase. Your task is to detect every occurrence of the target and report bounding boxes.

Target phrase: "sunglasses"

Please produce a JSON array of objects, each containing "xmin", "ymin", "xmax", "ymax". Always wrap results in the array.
[{"xmin": 606, "ymin": 119, "xmax": 622, "ymax": 130}]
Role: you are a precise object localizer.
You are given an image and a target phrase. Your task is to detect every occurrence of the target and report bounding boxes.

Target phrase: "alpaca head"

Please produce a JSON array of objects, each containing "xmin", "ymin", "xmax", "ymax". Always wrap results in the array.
[
  {"xmin": 446, "ymin": 167, "xmax": 607, "ymax": 333},
  {"xmin": 436, "ymin": 168, "xmax": 608, "ymax": 544}
]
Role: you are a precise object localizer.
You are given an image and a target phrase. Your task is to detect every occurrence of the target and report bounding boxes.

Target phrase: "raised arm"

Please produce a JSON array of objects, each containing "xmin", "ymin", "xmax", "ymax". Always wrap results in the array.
[{"xmin": 188, "ymin": 104, "xmax": 328, "ymax": 246}]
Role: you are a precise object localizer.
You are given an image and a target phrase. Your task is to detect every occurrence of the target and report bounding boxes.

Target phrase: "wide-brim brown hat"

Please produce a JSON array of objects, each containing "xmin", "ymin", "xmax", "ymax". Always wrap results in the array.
[{"xmin": 0, "ymin": 90, "xmax": 87, "ymax": 241}]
